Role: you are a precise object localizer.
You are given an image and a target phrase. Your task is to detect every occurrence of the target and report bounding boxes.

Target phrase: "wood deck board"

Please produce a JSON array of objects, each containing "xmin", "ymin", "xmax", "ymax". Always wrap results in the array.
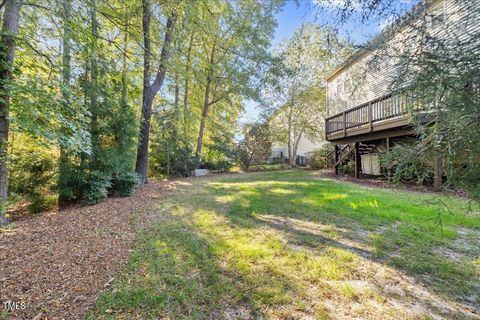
[{"xmin": 326, "ymin": 115, "xmax": 412, "ymax": 142}]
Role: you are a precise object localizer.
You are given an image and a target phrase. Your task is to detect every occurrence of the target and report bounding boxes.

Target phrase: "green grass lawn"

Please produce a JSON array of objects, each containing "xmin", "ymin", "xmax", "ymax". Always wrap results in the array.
[{"xmin": 87, "ymin": 170, "xmax": 480, "ymax": 319}]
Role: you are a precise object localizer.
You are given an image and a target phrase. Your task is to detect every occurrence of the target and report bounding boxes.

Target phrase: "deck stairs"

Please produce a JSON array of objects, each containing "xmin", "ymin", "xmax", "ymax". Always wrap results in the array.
[{"xmin": 331, "ymin": 142, "xmax": 381, "ymax": 170}]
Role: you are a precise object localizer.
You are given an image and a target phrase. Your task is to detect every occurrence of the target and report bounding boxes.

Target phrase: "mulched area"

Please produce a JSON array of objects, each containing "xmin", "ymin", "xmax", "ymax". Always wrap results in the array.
[{"xmin": 0, "ymin": 180, "xmax": 176, "ymax": 320}]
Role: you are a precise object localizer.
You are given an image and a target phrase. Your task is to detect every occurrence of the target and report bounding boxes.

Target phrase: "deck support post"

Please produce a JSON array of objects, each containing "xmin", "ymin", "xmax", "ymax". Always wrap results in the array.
[
  {"xmin": 334, "ymin": 144, "xmax": 339, "ymax": 175},
  {"xmin": 434, "ymin": 153, "xmax": 443, "ymax": 191},
  {"xmin": 386, "ymin": 137, "xmax": 391, "ymax": 181},
  {"xmin": 354, "ymin": 142, "xmax": 360, "ymax": 179}
]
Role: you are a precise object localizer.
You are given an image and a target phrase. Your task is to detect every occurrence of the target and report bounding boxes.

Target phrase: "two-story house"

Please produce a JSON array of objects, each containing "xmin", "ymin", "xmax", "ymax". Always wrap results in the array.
[{"xmin": 325, "ymin": 0, "xmax": 478, "ymax": 182}]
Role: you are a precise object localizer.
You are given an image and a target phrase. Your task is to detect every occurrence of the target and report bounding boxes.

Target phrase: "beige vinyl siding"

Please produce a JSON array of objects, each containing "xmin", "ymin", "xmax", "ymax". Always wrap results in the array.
[{"xmin": 327, "ymin": 0, "xmax": 480, "ymax": 117}]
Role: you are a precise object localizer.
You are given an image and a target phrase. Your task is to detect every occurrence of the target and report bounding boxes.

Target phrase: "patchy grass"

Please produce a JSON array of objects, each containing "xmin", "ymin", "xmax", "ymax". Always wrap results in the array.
[{"xmin": 88, "ymin": 170, "xmax": 480, "ymax": 319}]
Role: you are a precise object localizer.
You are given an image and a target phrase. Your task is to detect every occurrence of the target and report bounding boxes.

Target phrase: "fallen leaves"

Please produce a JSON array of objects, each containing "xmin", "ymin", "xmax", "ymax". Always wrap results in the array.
[{"xmin": 0, "ymin": 180, "xmax": 176, "ymax": 319}]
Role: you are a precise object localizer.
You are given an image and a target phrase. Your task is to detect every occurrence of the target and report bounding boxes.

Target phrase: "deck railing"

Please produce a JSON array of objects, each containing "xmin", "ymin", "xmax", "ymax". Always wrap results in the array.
[{"xmin": 325, "ymin": 93, "xmax": 414, "ymax": 137}]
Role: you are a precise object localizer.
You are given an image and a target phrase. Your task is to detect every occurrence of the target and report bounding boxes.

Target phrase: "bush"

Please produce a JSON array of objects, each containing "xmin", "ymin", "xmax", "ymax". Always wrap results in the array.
[
  {"xmin": 215, "ymin": 160, "xmax": 233, "ymax": 173},
  {"xmin": 58, "ymin": 163, "xmax": 87, "ymax": 203},
  {"xmin": 308, "ymin": 144, "xmax": 334, "ymax": 170},
  {"xmin": 9, "ymin": 141, "xmax": 58, "ymax": 213},
  {"xmin": 84, "ymin": 172, "xmax": 111, "ymax": 205},
  {"xmin": 338, "ymin": 161, "xmax": 355, "ymax": 174},
  {"xmin": 201, "ymin": 160, "xmax": 233, "ymax": 173},
  {"xmin": 270, "ymin": 156, "xmax": 287, "ymax": 165},
  {"xmin": 10, "ymin": 146, "xmax": 56, "ymax": 196},
  {"xmin": 379, "ymin": 145, "xmax": 433, "ymax": 185},
  {"xmin": 112, "ymin": 172, "xmax": 140, "ymax": 197},
  {"xmin": 150, "ymin": 143, "xmax": 200, "ymax": 177},
  {"xmin": 28, "ymin": 194, "xmax": 57, "ymax": 213}
]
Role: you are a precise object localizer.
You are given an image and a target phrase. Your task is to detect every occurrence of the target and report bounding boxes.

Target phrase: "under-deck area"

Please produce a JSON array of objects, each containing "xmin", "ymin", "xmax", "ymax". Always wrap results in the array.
[{"xmin": 325, "ymin": 94, "xmax": 422, "ymax": 178}]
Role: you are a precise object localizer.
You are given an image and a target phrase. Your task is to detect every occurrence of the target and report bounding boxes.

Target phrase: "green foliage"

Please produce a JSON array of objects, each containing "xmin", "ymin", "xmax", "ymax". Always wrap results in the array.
[
  {"xmin": 112, "ymin": 172, "xmax": 140, "ymax": 197},
  {"xmin": 270, "ymin": 156, "xmax": 287, "ymax": 165},
  {"xmin": 58, "ymin": 161, "xmax": 85, "ymax": 203},
  {"xmin": 3, "ymin": 0, "xmax": 282, "ymax": 212},
  {"xmin": 10, "ymin": 146, "xmax": 56, "ymax": 196},
  {"xmin": 308, "ymin": 144, "xmax": 334, "ymax": 170},
  {"xmin": 237, "ymin": 122, "xmax": 272, "ymax": 171},
  {"xmin": 379, "ymin": 145, "xmax": 433, "ymax": 185},
  {"xmin": 150, "ymin": 111, "xmax": 200, "ymax": 177},
  {"xmin": 84, "ymin": 172, "xmax": 112, "ymax": 205},
  {"xmin": 262, "ymin": 23, "xmax": 351, "ymax": 163},
  {"xmin": 338, "ymin": 161, "xmax": 355, "ymax": 175},
  {"xmin": 28, "ymin": 194, "xmax": 58, "ymax": 214},
  {"xmin": 383, "ymin": 4, "xmax": 480, "ymax": 198},
  {"xmin": 9, "ymin": 138, "xmax": 58, "ymax": 213},
  {"xmin": 201, "ymin": 160, "xmax": 233, "ymax": 173}
]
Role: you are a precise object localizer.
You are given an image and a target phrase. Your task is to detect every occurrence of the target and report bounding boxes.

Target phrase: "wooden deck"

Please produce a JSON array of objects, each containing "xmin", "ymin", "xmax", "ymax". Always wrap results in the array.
[{"xmin": 325, "ymin": 94, "xmax": 416, "ymax": 143}]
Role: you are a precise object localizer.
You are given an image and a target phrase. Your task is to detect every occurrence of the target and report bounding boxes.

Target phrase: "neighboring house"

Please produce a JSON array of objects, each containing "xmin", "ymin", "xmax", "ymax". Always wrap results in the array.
[
  {"xmin": 270, "ymin": 136, "xmax": 326, "ymax": 164},
  {"xmin": 325, "ymin": 0, "xmax": 478, "ymax": 179}
]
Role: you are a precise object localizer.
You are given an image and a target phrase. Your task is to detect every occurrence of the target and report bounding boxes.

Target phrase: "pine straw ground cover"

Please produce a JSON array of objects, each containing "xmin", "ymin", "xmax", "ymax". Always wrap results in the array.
[
  {"xmin": 87, "ymin": 170, "xmax": 479, "ymax": 320},
  {"xmin": 0, "ymin": 180, "xmax": 176, "ymax": 319},
  {"xmin": 1, "ymin": 170, "xmax": 480, "ymax": 319}
]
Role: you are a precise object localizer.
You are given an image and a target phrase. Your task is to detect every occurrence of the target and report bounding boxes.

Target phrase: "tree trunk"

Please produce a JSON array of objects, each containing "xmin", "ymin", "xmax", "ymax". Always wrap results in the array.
[
  {"xmin": 0, "ymin": 0, "xmax": 22, "ymax": 201},
  {"xmin": 292, "ymin": 130, "xmax": 303, "ymax": 166},
  {"xmin": 183, "ymin": 34, "xmax": 193, "ymax": 135},
  {"xmin": 434, "ymin": 153, "xmax": 443, "ymax": 191},
  {"xmin": 173, "ymin": 72, "xmax": 180, "ymax": 138},
  {"xmin": 89, "ymin": 0, "xmax": 99, "ymax": 168},
  {"xmin": 195, "ymin": 77, "xmax": 211, "ymax": 159},
  {"xmin": 135, "ymin": 0, "xmax": 175, "ymax": 184},
  {"xmin": 287, "ymin": 106, "xmax": 293, "ymax": 166},
  {"xmin": 58, "ymin": 0, "xmax": 72, "ymax": 205},
  {"xmin": 195, "ymin": 43, "xmax": 216, "ymax": 160},
  {"xmin": 121, "ymin": 16, "xmax": 128, "ymax": 108}
]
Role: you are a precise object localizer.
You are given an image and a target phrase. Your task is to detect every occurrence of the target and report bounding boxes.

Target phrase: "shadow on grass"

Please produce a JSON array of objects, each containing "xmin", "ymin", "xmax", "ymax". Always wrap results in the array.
[
  {"xmin": 88, "ymin": 215, "xmax": 271, "ymax": 319},
  {"xmin": 90, "ymin": 170, "xmax": 480, "ymax": 319},
  {"xmin": 201, "ymin": 171, "xmax": 480, "ymax": 314}
]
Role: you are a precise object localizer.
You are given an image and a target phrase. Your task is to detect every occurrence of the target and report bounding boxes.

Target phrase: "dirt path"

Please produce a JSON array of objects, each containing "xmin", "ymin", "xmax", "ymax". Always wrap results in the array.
[{"xmin": 0, "ymin": 180, "xmax": 176, "ymax": 319}]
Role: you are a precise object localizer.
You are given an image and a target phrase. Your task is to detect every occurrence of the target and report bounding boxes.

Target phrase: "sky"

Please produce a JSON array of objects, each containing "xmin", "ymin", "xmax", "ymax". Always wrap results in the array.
[{"xmin": 239, "ymin": 0, "xmax": 417, "ymax": 124}]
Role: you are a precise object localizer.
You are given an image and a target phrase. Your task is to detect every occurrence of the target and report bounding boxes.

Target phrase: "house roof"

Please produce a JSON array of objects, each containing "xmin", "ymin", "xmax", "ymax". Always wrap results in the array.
[{"xmin": 325, "ymin": 0, "xmax": 432, "ymax": 81}]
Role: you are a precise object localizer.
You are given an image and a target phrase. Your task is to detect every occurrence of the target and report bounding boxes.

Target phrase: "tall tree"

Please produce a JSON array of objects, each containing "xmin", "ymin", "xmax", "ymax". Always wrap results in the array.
[
  {"xmin": 262, "ymin": 23, "xmax": 350, "ymax": 165},
  {"xmin": 194, "ymin": 0, "xmax": 282, "ymax": 160},
  {"xmin": 135, "ymin": 0, "xmax": 177, "ymax": 184},
  {"xmin": 89, "ymin": 0, "xmax": 100, "ymax": 167},
  {"xmin": 0, "ymin": 0, "xmax": 22, "ymax": 201},
  {"xmin": 58, "ymin": 0, "xmax": 72, "ymax": 205},
  {"xmin": 195, "ymin": 41, "xmax": 216, "ymax": 159}
]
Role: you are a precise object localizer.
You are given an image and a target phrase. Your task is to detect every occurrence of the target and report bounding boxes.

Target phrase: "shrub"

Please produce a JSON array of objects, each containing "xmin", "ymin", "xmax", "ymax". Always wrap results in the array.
[
  {"xmin": 270, "ymin": 156, "xmax": 287, "ymax": 165},
  {"xmin": 150, "ymin": 143, "xmax": 200, "ymax": 177},
  {"xmin": 338, "ymin": 161, "xmax": 355, "ymax": 174},
  {"xmin": 28, "ymin": 194, "xmax": 57, "ymax": 213},
  {"xmin": 308, "ymin": 144, "xmax": 334, "ymax": 170},
  {"xmin": 379, "ymin": 145, "xmax": 433, "ymax": 185},
  {"xmin": 10, "ymin": 146, "xmax": 56, "ymax": 196},
  {"xmin": 84, "ymin": 172, "xmax": 111, "ymax": 205},
  {"xmin": 9, "ymin": 141, "xmax": 58, "ymax": 213},
  {"xmin": 201, "ymin": 160, "xmax": 233, "ymax": 173},
  {"xmin": 214, "ymin": 160, "xmax": 233, "ymax": 173},
  {"xmin": 112, "ymin": 172, "xmax": 140, "ymax": 197},
  {"xmin": 58, "ymin": 163, "xmax": 87, "ymax": 203}
]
